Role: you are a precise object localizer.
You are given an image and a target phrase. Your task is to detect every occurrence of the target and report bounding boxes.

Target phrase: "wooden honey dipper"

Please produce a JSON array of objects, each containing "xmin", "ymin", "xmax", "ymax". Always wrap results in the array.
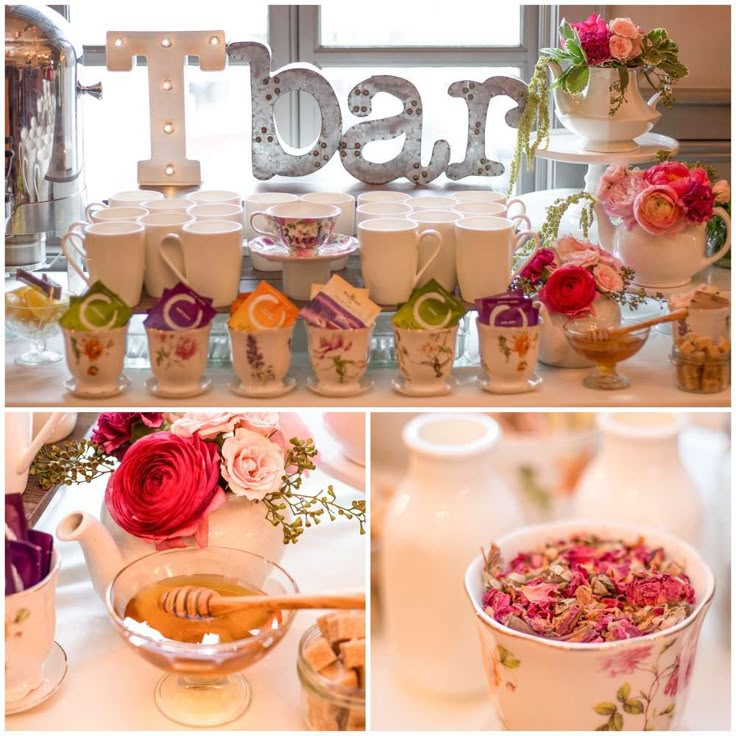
[
  {"xmin": 159, "ymin": 586, "xmax": 365, "ymax": 620},
  {"xmin": 587, "ymin": 308, "xmax": 689, "ymax": 342}
]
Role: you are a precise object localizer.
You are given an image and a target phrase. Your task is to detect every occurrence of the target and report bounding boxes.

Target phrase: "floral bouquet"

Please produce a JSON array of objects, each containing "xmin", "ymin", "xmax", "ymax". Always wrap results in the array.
[
  {"xmin": 31, "ymin": 412, "xmax": 366, "ymax": 549},
  {"xmin": 598, "ymin": 161, "xmax": 730, "ymax": 236},
  {"xmin": 512, "ymin": 236, "xmax": 642, "ymax": 317},
  {"xmin": 510, "ymin": 15, "xmax": 687, "ymax": 190}
]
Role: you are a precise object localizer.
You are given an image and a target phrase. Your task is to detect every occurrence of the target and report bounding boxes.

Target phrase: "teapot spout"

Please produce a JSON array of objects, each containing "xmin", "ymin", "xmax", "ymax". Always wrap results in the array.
[
  {"xmin": 593, "ymin": 201, "xmax": 616, "ymax": 252},
  {"xmin": 56, "ymin": 511, "xmax": 123, "ymax": 601}
]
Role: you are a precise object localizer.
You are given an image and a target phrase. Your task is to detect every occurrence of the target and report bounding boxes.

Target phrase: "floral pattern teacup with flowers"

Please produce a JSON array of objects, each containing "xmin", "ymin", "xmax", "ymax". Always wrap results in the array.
[
  {"xmin": 477, "ymin": 319, "xmax": 540, "ymax": 391},
  {"xmin": 145, "ymin": 324, "xmax": 211, "ymax": 395},
  {"xmin": 306, "ymin": 325, "xmax": 372, "ymax": 392},
  {"xmin": 63, "ymin": 325, "xmax": 128, "ymax": 394},
  {"xmin": 229, "ymin": 324, "xmax": 295, "ymax": 395},
  {"xmin": 394, "ymin": 325, "xmax": 459, "ymax": 393}
]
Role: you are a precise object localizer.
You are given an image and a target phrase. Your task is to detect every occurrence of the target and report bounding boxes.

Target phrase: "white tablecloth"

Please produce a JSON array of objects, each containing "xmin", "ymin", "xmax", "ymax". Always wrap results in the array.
[
  {"xmin": 371, "ymin": 425, "xmax": 731, "ymax": 731},
  {"xmin": 6, "ymin": 459, "xmax": 365, "ymax": 730}
]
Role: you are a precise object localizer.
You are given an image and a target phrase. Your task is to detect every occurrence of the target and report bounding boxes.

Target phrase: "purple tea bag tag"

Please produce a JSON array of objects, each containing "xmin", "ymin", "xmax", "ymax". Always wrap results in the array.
[
  {"xmin": 300, "ymin": 293, "xmax": 366, "ymax": 329},
  {"xmin": 5, "ymin": 493, "xmax": 28, "ymax": 540},
  {"xmin": 144, "ymin": 282, "xmax": 217, "ymax": 331},
  {"xmin": 6, "ymin": 539, "xmax": 42, "ymax": 591},
  {"xmin": 27, "ymin": 529, "xmax": 53, "ymax": 579}
]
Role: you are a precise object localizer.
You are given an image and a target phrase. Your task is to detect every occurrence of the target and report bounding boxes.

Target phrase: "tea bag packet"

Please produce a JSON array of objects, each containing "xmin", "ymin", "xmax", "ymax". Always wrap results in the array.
[
  {"xmin": 144, "ymin": 282, "xmax": 217, "ymax": 331},
  {"xmin": 392, "ymin": 279, "xmax": 467, "ymax": 330},
  {"xmin": 301, "ymin": 274, "xmax": 380, "ymax": 329},
  {"xmin": 16, "ymin": 268, "xmax": 63, "ymax": 301},
  {"xmin": 228, "ymin": 281, "xmax": 299, "ymax": 331},
  {"xmin": 476, "ymin": 291, "xmax": 540, "ymax": 327},
  {"xmin": 59, "ymin": 280, "xmax": 132, "ymax": 331},
  {"xmin": 5, "ymin": 494, "xmax": 54, "ymax": 595}
]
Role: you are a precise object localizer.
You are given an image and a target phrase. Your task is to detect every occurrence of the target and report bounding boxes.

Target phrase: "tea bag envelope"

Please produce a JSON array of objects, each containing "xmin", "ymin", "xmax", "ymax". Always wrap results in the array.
[
  {"xmin": 476, "ymin": 291, "xmax": 540, "ymax": 327},
  {"xmin": 393, "ymin": 279, "xmax": 467, "ymax": 330},
  {"xmin": 59, "ymin": 281, "xmax": 132, "ymax": 331},
  {"xmin": 5, "ymin": 494, "xmax": 54, "ymax": 595},
  {"xmin": 228, "ymin": 281, "xmax": 299, "ymax": 331},
  {"xmin": 145, "ymin": 282, "xmax": 217, "ymax": 331},
  {"xmin": 301, "ymin": 274, "xmax": 380, "ymax": 329}
]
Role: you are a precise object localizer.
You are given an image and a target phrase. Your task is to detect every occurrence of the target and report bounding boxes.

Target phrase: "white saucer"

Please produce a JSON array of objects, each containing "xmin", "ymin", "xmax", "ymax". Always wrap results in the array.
[
  {"xmin": 64, "ymin": 374, "xmax": 131, "ymax": 399},
  {"xmin": 6, "ymin": 641, "xmax": 68, "ymax": 715},
  {"xmin": 145, "ymin": 376, "xmax": 212, "ymax": 399},
  {"xmin": 228, "ymin": 375, "xmax": 297, "ymax": 398},
  {"xmin": 478, "ymin": 373, "xmax": 543, "ymax": 394},
  {"xmin": 306, "ymin": 374, "xmax": 373, "ymax": 398},
  {"xmin": 391, "ymin": 375, "xmax": 458, "ymax": 397},
  {"xmin": 248, "ymin": 234, "xmax": 359, "ymax": 263}
]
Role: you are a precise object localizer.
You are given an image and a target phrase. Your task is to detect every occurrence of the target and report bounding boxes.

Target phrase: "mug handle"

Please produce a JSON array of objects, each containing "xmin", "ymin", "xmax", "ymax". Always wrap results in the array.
[
  {"xmin": 159, "ymin": 233, "xmax": 190, "ymax": 285},
  {"xmin": 249, "ymin": 211, "xmax": 274, "ymax": 238},
  {"xmin": 60, "ymin": 231, "xmax": 91, "ymax": 288},
  {"xmin": 413, "ymin": 228, "xmax": 443, "ymax": 286},
  {"xmin": 702, "ymin": 206, "xmax": 731, "ymax": 267},
  {"xmin": 85, "ymin": 201, "xmax": 107, "ymax": 221},
  {"xmin": 506, "ymin": 197, "xmax": 527, "ymax": 217},
  {"xmin": 512, "ymin": 230, "xmax": 541, "ymax": 254},
  {"xmin": 509, "ymin": 213, "xmax": 532, "ymax": 232}
]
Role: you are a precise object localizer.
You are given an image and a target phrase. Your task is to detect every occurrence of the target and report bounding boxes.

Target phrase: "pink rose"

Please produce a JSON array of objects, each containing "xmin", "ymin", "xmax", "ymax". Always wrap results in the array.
[
  {"xmin": 629, "ymin": 34, "xmax": 643, "ymax": 57},
  {"xmin": 598, "ymin": 167, "xmax": 648, "ymax": 228},
  {"xmin": 170, "ymin": 412, "xmax": 278, "ymax": 440},
  {"xmin": 220, "ymin": 428, "xmax": 286, "ymax": 500},
  {"xmin": 239, "ymin": 413, "xmax": 281, "ymax": 437},
  {"xmin": 609, "ymin": 17, "xmax": 640, "ymax": 38},
  {"xmin": 563, "ymin": 248, "xmax": 601, "ymax": 268},
  {"xmin": 593, "ymin": 263, "xmax": 625, "ymax": 293},
  {"xmin": 713, "ymin": 179, "xmax": 730, "ymax": 204},
  {"xmin": 644, "ymin": 162, "xmax": 692, "ymax": 197},
  {"xmin": 105, "ymin": 431, "xmax": 225, "ymax": 550},
  {"xmin": 609, "ymin": 34, "xmax": 634, "ymax": 61},
  {"xmin": 634, "ymin": 185, "xmax": 687, "ymax": 235},
  {"xmin": 555, "ymin": 235, "xmax": 594, "ymax": 259}
]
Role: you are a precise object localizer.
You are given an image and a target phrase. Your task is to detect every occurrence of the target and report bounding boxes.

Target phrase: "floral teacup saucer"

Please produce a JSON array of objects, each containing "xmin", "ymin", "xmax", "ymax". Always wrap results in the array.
[
  {"xmin": 306, "ymin": 374, "xmax": 373, "ymax": 398},
  {"xmin": 5, "ymin": 641, "xmax": 68, "ymax": 715},
  {"xmin": 64, "ymin": 374, "xmax": 131, "ymax": 399},
  {"xmin": 477, "ymin": 373, "xmax": 543, "ymax": 394},
  {"xmin": 228, "ymin": 375, "xmax": 297, "ymax": 398},
  {"xmin": 145, "ymin": 376, "xmax": 212, "ymax": 399},
  {"xmin": 248, "ymin": 234, "xmax": 358, "ymax": 262},
  {"xmin": 391, "ymin": 375, "xmax": 458, "ymax": 397}
]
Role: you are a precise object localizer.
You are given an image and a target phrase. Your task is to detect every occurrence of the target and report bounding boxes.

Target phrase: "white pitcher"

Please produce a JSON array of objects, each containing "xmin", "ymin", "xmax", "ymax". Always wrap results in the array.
[{"xmin": 5, "ymin": 413, "xmax": 66, "ymax": 495}]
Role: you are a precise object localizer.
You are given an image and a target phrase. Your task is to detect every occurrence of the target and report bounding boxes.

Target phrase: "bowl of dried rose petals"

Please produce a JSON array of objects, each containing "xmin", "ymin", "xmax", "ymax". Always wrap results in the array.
[{"xmin": 464, "ymin": 522, "xmax": 714, "ymax": 731}]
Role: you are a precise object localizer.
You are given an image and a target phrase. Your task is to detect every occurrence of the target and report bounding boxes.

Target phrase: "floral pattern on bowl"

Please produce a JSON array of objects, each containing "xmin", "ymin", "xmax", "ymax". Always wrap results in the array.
[{"xmin": 307, "ymin": 326, "xmax": 372, "ymax": 388}]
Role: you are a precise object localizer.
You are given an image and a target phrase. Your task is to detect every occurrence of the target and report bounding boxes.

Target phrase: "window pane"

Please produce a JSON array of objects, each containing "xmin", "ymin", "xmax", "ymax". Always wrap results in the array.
[
  {"xmin": 315, "ymin": 66, "xmax": 522, "ymax": 190},
  {"xmin": 319, "ymin": 3, "xmax": 522, "ymax": 47},
  {"xmin": 71, "ymin": 2, "xmax": 267, "ymax": 45}
]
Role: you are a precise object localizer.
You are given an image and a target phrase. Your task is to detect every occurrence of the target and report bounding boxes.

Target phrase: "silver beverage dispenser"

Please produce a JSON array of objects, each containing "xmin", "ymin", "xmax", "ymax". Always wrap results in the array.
[{"xmin": 5, "ymin": 4, "xmax": 101, "ymax": 269}]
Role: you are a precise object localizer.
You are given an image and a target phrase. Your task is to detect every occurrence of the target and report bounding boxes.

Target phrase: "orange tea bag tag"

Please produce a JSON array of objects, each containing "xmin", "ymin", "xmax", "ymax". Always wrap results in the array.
[{"xmin": 229, "ymin": 281, "xmax": 299, "ymax": 330}]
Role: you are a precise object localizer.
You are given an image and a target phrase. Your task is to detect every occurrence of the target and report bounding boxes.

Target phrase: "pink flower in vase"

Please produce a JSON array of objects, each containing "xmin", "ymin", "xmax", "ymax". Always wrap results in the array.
[
  {"xmin": 171, "ymin": 412, "xmax": 250, "ymax": 439},
  {"xmin": 597, "ymin": 166, "xmax": 648, "ymax": 228},
  {"xmin": 570, "ymin": 14, "xmax": 612, "ymax": 65},
  {"xmin": 600, "ymin": 644, "xmax": 654, "ymax": 677},
  {"xmin": 220, "ymin": 427, "xmax": 286, "ymax": 500},
  {"xmin": 712, "ymin": 179, "xmax": 730, "ymax": 204},
  {"xmin": 681, "ymin": 178, "xmax": 716, "ymax": 223},
  {"xmin": 609, "ymin": 35, "xmax": 635, "ymax": 61},
  {"xmin": 644, "ymin": 162, "xmax": 693, "ymax": 197},
  {"xmin": 609, "ymin": 17, "xmax": 640, "ymax": 39},
  {"xmin": 634, "ymin": 185, "xmax": 687, "ymax": 235},
  {"xmin": 91, "ymin": 412, "xmax": 165, "ymax": 460},
  {"xmin": 593, "ymin": 263, "xmax": 625, "ymax": 293}
]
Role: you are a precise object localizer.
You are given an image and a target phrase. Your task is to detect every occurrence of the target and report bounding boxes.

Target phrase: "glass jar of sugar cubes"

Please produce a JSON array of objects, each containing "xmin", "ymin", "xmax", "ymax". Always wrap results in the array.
[{"xmin": 297, "ymin": 618, "xmax": 365, "ymax": 731}]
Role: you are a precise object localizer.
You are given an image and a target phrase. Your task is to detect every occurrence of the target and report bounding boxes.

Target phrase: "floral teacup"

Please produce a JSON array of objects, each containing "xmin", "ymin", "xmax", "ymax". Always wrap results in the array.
[
  {"xmin": 477, "ymin": 319, "xmax": 540, "ymax": 393},
  {"xmin": 464, "ymin": 521, "xmax": 714, "ymax": 731},
  {"xmin": 63, "ymin": 325, "xmax": 128, "ymax": 396},
  {"xmin": 394, "ymin": 325, "xmax": 459, "ymax": 395},
  {"xmin": 5, "ymin": 551, "xmax": 61, "ymax": 703},
  {"xmin": 145, "ymin": 325, "xmax": 211, "ymax": 396},
  {"xmin": 229, "ymin": 324, "xmax": 294, "ymax": 396},
  {"xmin": 306, "ymin": 325, "xmax": 372, "ymax": 393},
  {"xmin": 250, "ymin": 202, "xmax": 340, "ymax": 252}
]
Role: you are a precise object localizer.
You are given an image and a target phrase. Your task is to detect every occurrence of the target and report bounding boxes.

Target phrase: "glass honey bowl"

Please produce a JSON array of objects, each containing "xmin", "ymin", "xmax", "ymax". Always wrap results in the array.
[
  {"xmin": 563, "ymin": 315, "xmax": 650, "ymax": 390},
  {"xmin": 105, "ymin": 547, "xmax": 298, "ymax": 727}
]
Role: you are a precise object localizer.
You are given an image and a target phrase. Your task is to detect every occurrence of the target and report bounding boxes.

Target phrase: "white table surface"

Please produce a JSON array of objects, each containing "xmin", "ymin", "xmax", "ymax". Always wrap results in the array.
[
  {"xmin": 371, "ymin": 425, "xmax": 732, "ymax": 731},
  {"xmin": 6, "ymin": 442, "xmax": 365, "ymax": 730}
]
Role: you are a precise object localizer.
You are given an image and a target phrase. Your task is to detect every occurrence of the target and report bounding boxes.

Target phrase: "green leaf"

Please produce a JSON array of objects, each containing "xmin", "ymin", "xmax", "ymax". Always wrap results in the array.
[
  {"xmin": 660, "ymin": 704, "xmax": 676, "ymax": 716},
  {"xmin": 611, "ymin": 712, "xmax": 624, "ymax": 731},
  {"xmin": 593, "ymin": 703, "xmax": 618, "ymax": 716},
  {"xmin": 497, "ymin": 645, "xmax": 521, "ymax": 669},
  {"xmin": 558, "ymin": 19, "xmax": 575, "ymax": 41},
  {"xmin": 623, "ymin": 700, "xmax": 644, "ymax": 715},
  {"xmin": 616, "ymin": 683, "xmax": 631, "ymax": 703},
  {"xmin": 566, "ymin": 65, "xmax": 589, "ymax": 94},
  {"xmin": 15, "ymin": 608, "xmax": 31, "ymax": 623}
]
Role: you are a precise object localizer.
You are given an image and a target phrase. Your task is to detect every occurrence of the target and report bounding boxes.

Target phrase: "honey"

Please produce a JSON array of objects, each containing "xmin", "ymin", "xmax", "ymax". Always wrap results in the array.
[
  {"xmin": 123, "ymin": 574, "xmax": 281, "ymax": 644},
  {"xmin": 566, "ymin": 332, "xmax": 647, "ymax": 368}
]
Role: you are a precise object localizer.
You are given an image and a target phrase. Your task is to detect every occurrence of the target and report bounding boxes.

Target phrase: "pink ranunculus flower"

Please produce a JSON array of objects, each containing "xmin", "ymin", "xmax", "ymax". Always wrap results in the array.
[
  {"xmin": 220, "ymin": 428, "xmax": 286, "ymax": 501},
  {"xmin": 598, "ymin": 168, "xmax": 648, "ymax": 228},
  {"xmin": 105, "ymin": 431, "xmax": 225, "ymax": 550},
  {"xmin": 634, "ymin": 185, "xmax": 687, "ymax": 235},
  {"xmin": 713, "ymin": 179, "xmax": 730, "ymax": 204},
  {"xmin": 609, "ymin": 17, "xmax": 640, "ymax": 38},
  {"xmin": 593, "ymin": 263, "xmax": 625, "ymax": 293},
  {"xmin": 644, "ymin": 162, "xmax": 693, "ymax": 197}
]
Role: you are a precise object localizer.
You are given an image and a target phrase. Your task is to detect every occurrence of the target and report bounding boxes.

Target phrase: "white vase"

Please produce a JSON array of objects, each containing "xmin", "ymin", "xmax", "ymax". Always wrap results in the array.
[
  {"xmin": 100, "ymin": 493, "xmax": 287, "ymax": 566},
  {"xmin": 381, "ymin": 413, "xmax": 523, "ymax": 695},
  {"xmin": 538, "ymin": 294, "xmax": 621, "ymax": 368},
  {"xmin": 573, "ymin": 413, "xmax": 703, "ymax": 545}
]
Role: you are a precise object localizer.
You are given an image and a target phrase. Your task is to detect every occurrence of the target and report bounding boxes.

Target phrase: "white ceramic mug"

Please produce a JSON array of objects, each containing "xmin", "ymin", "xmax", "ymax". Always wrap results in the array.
[
  {"xmin": 453, "ymin": 201, "xmax": 532, "ymax": 230},
  {"xmin": 229, "ymin": 325, "xmax": 294, "ymax": 395},
  {"xmin": 5, "ymin": 551, "xmax": 61, "ymax": 703},
  {"xmin": 61, "ymin": 222, "xmax": 145, "ymax": 307},
  {"xmin": 108, "ymin": 189, "xmax": 163, "ymax": 207},
  {"xmin": 356, "ymin": 201, "xmax": 413, "ymax": 226},
  {"xmin": 452, "ymin": 190, "xmax": 527, "ymax": 217},
  {"xmin": 409, "ymin": 195, "xmax": 459, "ymax": 211},
  {"xmin": 410, "ymin": 209, "xmax": 463, "ymax": 292},
  {"xmin": 140, "ymin": 212, "xmax": 195, "ymax": 298},
  {"xmin": 160, "ymin": 220, "xmax": 243, "ymax": 307},
  {"xmin": 301, "ymin": 192, "xmax": 356, "ymax": 236},
  {"xmin": 455, "ymin": 216, "xmax": 541, "ymax": 302},
  {"xmin": 188, "ymin": 189, "xmax": 241, "ymax": 206},
  {"xmin": 477, "ymin": 317, "xmax": 541, "ymax": 392},
  {"xmin": 358, "ymin": 218, "xmax": 443, "ymax": 305},
  {"xmin": 187, "ymin": 202, "xmax": 245, "ymax": 225},
  {"xmin": 62, "ymin": 325, "xmax": 128, "ymax": 395},
  {"xmin": 140, "ymin": 198, "xmax": 196, "ymax": 213},
  {"xmin": 394, "ymin": 324, "xmax": 459, "ymax": 393},
  {"xmin": 306, "ymin": 325, "xmax": 373, "ymax": 392},
  {"xmin": 357, "ymin": 191, "xmax": 411, "ymax": 205},
  {"xmin": 88, "ymin": 205, "xmax": 149, "ymax": 224},
  {"xmin": 146, "ymin": 325, "xmax": 211, "ymax": 396},
  {"xmin": 245, "ymin": 193, "xmax": 299, "ymax": 271}
]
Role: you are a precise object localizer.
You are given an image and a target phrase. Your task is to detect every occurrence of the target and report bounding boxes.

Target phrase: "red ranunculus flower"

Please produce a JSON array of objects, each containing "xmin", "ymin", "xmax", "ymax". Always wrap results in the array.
[
  {"xmin": 538, "ymin": 265, "xmax": 598, "ymax": 317},
  {"xmin": 91, "ymin": 412, "xmax": 165, "ymax": 461},
  {"xmin": 105, "ymin": 431, "xmax": 226, "ymax": 550}
]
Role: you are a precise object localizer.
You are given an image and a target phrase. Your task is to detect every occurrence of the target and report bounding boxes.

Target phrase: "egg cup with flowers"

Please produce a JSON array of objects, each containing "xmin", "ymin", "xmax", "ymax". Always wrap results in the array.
[{"xmin": 30, "ymin": 412, "xmax": 366, "ymax": 561}]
